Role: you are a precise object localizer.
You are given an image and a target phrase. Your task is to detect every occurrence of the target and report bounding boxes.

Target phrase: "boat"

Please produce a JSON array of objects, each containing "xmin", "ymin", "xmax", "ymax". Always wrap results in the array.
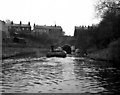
[{"xmin": 46, "ymin": 50, "xmax": 67, "ymax": 58}]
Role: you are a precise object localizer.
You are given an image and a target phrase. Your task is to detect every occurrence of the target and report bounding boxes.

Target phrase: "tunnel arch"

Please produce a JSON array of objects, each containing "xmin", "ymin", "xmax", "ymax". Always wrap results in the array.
[{"xmin": 62, "ymin": 44, "xmax": 71, "ymax": 54}]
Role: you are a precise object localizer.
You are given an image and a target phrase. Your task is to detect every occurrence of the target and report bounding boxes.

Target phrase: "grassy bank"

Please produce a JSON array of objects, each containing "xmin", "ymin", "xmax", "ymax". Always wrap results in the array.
[
  {"xmin": 87, "ymin": 38, "xmax": 120, "ymax": 64},
  {"xmin": 2, "ymin": 36, "xmax": 51, "ymax": 59},
  {"xmin": 87, "ymin": 48, "xmax": 112, "ymax": 62},
  {"xmin": 2, "ymin": 47, "xmax": 49, "ymax": 59}
]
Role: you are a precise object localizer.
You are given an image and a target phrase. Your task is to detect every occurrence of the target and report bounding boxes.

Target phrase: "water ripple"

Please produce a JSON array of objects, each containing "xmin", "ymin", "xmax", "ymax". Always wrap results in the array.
[{"xmin": 1, "ymin": 57, "xmax": 120, "ymax": 94}]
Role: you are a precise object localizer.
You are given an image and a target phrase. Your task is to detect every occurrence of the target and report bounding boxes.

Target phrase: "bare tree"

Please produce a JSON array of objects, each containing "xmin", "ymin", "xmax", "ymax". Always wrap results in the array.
[{"xmin": 95, "ymin": 0, "xmax": 120, "ymax": 18}]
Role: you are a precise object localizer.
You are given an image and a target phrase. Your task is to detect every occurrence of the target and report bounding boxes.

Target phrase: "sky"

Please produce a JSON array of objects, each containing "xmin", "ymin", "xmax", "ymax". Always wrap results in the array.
[{"xmin": 0, "ymin": 0, "xmax": 100, "ymax": 36}]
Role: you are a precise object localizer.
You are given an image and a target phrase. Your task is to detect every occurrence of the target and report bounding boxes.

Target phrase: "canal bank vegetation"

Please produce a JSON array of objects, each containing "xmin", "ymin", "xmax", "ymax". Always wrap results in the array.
[
  {"xmin": 2, "ymin": 35, "xmax": 54, "ymax": 59},
  {"xmin": 74, "ymin": 0, "xmax": 120, "ymax": 64},
  {"xmin": 2, "ymin": 28, "xmax": 72, "ymax": 59}
]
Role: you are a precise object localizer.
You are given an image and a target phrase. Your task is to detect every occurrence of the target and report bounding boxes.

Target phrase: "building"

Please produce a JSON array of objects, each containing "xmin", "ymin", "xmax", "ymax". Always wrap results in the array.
[
  {"xmin": 0, "ymin": 20, "xmax": 9, "ymax": 38},
  {"xmin": 8, "ymin": 21, "xmax": 31, "ymax": 36},
  {"xmin": 33, "ymin": 24, "xmax": 64, "ymax": 38},
  {"xmin": 74, "ymin": 26, "xmax": 87, "ymax": 37}
]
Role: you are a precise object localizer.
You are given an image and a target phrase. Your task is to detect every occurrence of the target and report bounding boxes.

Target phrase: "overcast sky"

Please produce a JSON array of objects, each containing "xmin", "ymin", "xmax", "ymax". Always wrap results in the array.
[{"xmin": 0, "ymin": 0, "xmax": 100, "ymax": 36}]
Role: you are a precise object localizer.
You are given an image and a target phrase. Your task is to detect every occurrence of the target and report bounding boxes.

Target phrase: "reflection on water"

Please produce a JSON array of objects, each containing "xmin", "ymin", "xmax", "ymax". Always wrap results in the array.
[{"xmin": 1, "ymin": 57, "xmax": 120, "ymax": 94}]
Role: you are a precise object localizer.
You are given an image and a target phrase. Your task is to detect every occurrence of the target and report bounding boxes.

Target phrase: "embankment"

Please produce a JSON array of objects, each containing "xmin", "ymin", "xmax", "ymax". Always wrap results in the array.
[
  {"xmin": 87, "ymin": 38, "xmax": 120, "ymax": 65},
  {"xmin": 2, "ymin": 47, "xmax": 49, "ymax": 60}
]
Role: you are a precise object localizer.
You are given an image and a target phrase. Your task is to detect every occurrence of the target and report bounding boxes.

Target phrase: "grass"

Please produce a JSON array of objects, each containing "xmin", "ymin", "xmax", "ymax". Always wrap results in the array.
[
  {"xmin": 2, "ymin": 37, "xmax": 51, "ymax": 59},
  {"xmin": 2, "ymin": 46, "xmax": 49, "ymax": 59}
]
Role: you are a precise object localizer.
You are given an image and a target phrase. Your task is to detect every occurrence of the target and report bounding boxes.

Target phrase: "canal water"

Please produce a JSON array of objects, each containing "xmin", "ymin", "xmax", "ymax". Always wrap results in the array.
[{"xmin": 1, "ymin": 56, "xmax": 120, "ymax": 94}]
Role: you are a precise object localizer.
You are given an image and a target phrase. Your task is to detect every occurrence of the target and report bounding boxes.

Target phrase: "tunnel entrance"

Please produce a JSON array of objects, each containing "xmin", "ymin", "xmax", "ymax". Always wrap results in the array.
[{"xmin": 62, "ymin": 44, "xmax": 71, "ymax": 54}]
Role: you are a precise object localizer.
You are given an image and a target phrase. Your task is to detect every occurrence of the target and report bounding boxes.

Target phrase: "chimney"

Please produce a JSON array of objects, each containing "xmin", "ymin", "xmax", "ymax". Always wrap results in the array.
[
  {"xmin": 28, "ymin": 22, "xmax": 30, "ymax": 26},
  {"xmin": 11, "ymin": 21, "xmax": 13, "ymax": 25},
  {"xmin": 20, "ymin": 21, "xmax": 22, "ymax": 25},
  {"xmin": 55, "ymin": 24, "xmax": 56, "ymax": 27},
  {"xmin": 34, "ymin": 23, "xmax": 36, "ymax": 27}
]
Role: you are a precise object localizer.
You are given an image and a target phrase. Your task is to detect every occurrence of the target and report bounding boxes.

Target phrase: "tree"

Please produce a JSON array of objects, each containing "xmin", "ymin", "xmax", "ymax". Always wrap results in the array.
[
  {"xmin": 95, "ymin": 0, "xmax": 120, "ymax": 45},
  {"xmin": 95, "ymin": 0, "xmax": 120, "ymax": 18},
  {"xmin": 95, "ymin": 0, "xmax": 120, "ymax": 63}
]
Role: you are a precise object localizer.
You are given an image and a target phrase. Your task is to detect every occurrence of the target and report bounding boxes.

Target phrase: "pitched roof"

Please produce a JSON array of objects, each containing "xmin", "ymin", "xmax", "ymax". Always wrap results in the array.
[
  {"xmin": 8, "ymin": 23, "xmax": 31, "ymax": 27},
  {"xmin": 34, "ymin": 25, "xmax": 62, "ymax": 30}
]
